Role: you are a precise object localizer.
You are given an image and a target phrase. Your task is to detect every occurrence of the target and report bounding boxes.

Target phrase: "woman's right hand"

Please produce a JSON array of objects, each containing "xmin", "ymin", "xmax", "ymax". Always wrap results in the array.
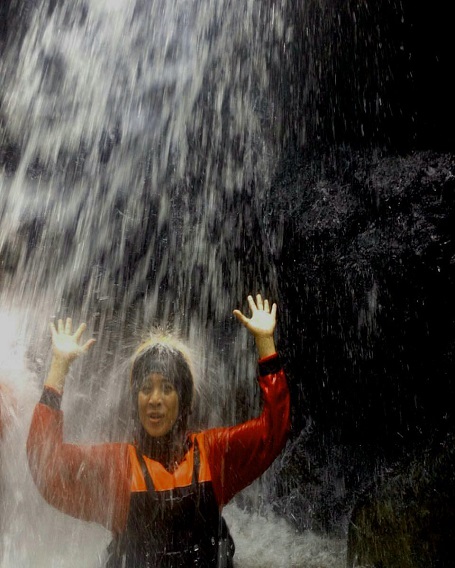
[
  {"xmin": 50, "ymin": 318, "xmax": 96, "ymax": 364},
  {"xmin": 45, "ymin": 318, "xmax": 95, "ymax": 394}
]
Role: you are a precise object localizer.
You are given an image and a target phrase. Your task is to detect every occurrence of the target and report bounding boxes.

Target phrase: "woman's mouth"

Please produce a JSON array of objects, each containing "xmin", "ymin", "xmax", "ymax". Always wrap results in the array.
[{"xmin": 148, "ymin": 414, "xmax": 164, "ymax": 423}]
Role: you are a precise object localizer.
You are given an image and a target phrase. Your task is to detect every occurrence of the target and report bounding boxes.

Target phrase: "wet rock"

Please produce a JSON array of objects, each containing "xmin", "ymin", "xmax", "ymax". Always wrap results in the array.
[
  {"xmin": 271, "ymin": 150, "xmax": 455, "ymax": 449},
  {"xmin": 347, "ymin": 434, "xmax": 455, "ymax": 568}
]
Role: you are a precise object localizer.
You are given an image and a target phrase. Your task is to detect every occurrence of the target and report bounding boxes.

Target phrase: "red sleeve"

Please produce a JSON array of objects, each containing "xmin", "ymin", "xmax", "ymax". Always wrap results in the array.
[
  {"xmin": 26, "ymin": 400, "xmax": 131, "ymax": 534},
  {"xmin": 203, "ymin": 362, "xmax": 290, "ymax": 506}
]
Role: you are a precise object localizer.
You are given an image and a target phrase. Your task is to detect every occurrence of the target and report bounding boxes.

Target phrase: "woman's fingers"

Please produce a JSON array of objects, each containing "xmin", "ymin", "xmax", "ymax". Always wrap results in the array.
[
  {"xmin": 51, "ymin": 319, "xmax": 92, "ymax": 345},
  {"xmin": 251, "ymin": 294, "xmax": 272, "ymax": 310},
  {"xmin": 56, "ymin": 318, "xmax": 74, "ymax": 334},
  {"xmin": 247, "ymin": 295, "xmax": 257, "ymax": 313},
  {"xmin": 233, "ymin": 309, "xmax": 249, "ymax": 325},
  {"xmin": 245, "ymin": 294, "xmax": 274, "ymax": 314},
  {"xmin": 49, "ymin": 322, "xmax": 57, "ymax": 337},
  {"xmin": 81, "ymin": 338, "xmax": 96, "ymax": 353},
  {"xmin": 74, "ymin": 322, "xmax": 87, "ymax": 341},
  {"xmin": 271, "ymin": 303, "xmax": 277, "ymax": 319},
  {"xmin": 49, "ymin": 317, "xmax": 95, "ymax": 363},
  {"xmin": 235, "ymin": 296, "xmax": 275, "ymax": 322}
]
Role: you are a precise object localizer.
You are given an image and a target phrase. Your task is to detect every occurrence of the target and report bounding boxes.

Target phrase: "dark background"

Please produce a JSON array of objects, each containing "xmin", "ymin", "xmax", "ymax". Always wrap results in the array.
[
  {"xmin": 275, "ymin": 0, "xmax": 454, "ymax": 153},
  {"xmin": 262, "ymin": 0, "xmax": 455, "ymax": 533},
  {"xmin": 276, "ymin": 0, "xmax": 455, "ymax": 444}
]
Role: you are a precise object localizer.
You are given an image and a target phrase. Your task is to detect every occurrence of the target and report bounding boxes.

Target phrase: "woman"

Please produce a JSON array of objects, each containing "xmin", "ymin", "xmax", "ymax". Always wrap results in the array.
[{"xmin": 27, "ymin": 294, "xmax": 290, "ymax": 567}]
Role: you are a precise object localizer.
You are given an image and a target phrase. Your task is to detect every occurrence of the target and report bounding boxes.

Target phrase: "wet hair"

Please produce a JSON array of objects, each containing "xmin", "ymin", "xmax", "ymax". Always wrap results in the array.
[{"xmin": 130, "ymin": 335, "xmax": 195, "ymax": 434}]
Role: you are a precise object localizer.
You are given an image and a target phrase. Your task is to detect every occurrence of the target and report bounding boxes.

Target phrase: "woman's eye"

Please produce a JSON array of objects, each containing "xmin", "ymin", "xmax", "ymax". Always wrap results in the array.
[
  {"xmin": 163, "ymin": 383, "xmax": 175, "ymax": 394},
  {"xmin": 140, "ymin": 385, "xmax": 152, "ymax": 395}
]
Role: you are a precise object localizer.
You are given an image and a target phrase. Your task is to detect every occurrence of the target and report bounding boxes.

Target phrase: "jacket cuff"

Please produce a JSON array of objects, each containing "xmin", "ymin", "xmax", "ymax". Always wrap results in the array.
[
  {"xmin": 258, "ymin": 353, "xmax": 282, "ymax": 376},
  {"xmin": 40, "ymin": 386, "xmax": 62, "ymax": 411}
]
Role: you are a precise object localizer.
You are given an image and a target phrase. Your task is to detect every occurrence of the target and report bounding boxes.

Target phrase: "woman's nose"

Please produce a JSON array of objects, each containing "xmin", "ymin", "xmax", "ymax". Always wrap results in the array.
[{"xmin": 148, "ymin": 388, "xmax": 162, "ymax": 405}]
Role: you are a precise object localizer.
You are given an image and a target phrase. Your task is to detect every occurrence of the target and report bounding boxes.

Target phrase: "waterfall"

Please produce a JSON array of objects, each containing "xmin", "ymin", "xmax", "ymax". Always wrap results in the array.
[{"xmin": 0, "ymin": 0, "xmax": 345, "ymax": 565}]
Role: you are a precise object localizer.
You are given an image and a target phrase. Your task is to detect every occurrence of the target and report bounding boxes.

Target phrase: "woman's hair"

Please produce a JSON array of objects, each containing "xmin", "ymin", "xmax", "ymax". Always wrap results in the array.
[{"xmin": 130, "ymin": 332, "xmax": 195, "ymax": 430}]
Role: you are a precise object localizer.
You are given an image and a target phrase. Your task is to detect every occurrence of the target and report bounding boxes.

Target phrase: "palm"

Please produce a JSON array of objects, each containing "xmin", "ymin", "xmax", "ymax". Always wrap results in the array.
[
  {"xmin": 233, "ymin": 294, "xmax": 277, "ymax": 337},
  {"xmin": 53, "ymin": 334, "xmax": 83, "ymax": 359},
  {"xmin": 50, "ymin": 318, "xmax": 95, "ymax": 362}
]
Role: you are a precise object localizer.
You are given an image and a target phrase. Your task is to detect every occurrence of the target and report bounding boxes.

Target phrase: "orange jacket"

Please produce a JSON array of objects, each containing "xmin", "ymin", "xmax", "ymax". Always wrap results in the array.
[
  {"xmin": 128, "ymin": 433, "xmax": 211, "ymax": 493},
  {"xmin": 26, "ymin": 355, "xmax": 290, "ymax": 535}
]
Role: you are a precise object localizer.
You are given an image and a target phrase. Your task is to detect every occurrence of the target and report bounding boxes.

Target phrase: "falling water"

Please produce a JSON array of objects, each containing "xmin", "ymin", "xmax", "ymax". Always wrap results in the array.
[{"xmin": 0, "ymin": 0, "xmax": 346, "ymax": 566}]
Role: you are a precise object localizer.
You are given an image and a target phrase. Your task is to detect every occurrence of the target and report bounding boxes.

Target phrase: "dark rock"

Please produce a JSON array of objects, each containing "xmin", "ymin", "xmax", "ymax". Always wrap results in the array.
[
  {"xmin": 347, "ymin": 434, "xmax": 455, "ymax": 567},
  {"xmin": 271, "ymin": 150, "xmax": 455, "ymax": 450}
]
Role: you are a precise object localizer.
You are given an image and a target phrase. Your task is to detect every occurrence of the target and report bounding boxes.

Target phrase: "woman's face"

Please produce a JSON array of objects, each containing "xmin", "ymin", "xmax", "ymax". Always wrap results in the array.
[{"xmin": 138, "ymin": 373, "xmax": 179, "ymax": 437}]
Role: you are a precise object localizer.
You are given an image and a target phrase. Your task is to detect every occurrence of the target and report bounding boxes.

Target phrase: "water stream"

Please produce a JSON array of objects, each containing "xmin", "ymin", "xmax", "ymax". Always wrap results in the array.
[{"xmin": 1, "ymin": 0, "xmax": 347, "ymax": 565}]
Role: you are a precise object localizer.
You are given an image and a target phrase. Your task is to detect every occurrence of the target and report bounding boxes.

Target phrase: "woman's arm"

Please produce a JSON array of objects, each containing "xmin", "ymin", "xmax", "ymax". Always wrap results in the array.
[
  {"xmin": 26, "ymin": 318, "xmax": 130, "ymax": 532},
  {"xmin": 205, "ymin": 295, "xmax": 290, "ymax": 505}
]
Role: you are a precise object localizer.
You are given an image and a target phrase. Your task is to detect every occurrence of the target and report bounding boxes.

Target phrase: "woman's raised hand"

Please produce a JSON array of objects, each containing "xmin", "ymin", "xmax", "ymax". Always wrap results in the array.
[
  {"xmin": 50, "ymin": 318, "xmax": 96, "ymax": 364},
  {"xmin": 45, "ymin": 318, "xmax": 95, "ymax": 394},
  {"xmin": 233, "ymin": 294, "xmax": 277, "ymax": 359},
  {"xmin": 233, "ymin": 294, "xmax": 277, "ymax": 337}
]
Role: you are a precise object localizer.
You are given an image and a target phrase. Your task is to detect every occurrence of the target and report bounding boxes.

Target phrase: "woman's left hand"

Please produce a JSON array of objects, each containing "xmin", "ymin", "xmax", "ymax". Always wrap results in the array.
[{"xmin": 233, "ymin": 294, "xmax": 277, "ymax": 338}]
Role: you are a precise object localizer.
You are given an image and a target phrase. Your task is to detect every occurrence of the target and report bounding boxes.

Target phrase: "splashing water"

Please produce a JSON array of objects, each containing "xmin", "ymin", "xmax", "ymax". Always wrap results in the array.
[
  {"xmin": 1, "ymin": 0, "xmax": 345, "ymax": 565},
  {"xmin": 1, "ymin": 0, "xmax": 281, "ymax": 318}
]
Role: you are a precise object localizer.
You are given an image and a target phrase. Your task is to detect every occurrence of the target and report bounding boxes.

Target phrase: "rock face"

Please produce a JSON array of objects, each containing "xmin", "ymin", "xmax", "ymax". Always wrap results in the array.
[
  {"xmin": 265, "ymin": 150, "xmax": 455, "ymax": 539},
  {"xmin": 271, "ymin": 150, "xmax": 455, "ymax": 448},
  {"xmin": 347, "ymin": 434, "xmax": 455, "ymax": 568}
]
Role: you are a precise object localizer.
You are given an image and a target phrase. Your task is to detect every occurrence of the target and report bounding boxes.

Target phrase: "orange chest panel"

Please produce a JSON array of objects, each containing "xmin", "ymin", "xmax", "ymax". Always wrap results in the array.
[{"xmin": 129, "ymin": 433, "xmax": 212, "ymax": 492}]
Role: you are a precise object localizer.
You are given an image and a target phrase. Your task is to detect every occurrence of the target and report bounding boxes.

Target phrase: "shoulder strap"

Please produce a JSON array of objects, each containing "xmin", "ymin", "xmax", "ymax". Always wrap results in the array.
[
  {"xmin": 192, "ymin": 437, "xmax": 200, "ymax": 486},
  {"xmin": 134, "ymin": 446, "xmax": 156, "ymax": 496},
  {"xmin": 134, "ymin": 438, "xmax": 200, "ymax": 492}
]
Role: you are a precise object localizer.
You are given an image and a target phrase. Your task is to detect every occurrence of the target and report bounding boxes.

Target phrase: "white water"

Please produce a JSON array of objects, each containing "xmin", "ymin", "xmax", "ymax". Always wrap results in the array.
[
  {"xmin": 1, "ymin": 0, "xmax": 346, "ymax": 565},
  {"xmin": 1, "ymin": 0, "xmax": 281, "ymax": 315}
]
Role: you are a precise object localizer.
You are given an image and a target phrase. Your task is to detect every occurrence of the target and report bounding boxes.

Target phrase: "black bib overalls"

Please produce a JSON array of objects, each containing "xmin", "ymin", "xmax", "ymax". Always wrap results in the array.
[{"xmin": 105, "ymin": 439, "xmax": 235, "ymax": 568}]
